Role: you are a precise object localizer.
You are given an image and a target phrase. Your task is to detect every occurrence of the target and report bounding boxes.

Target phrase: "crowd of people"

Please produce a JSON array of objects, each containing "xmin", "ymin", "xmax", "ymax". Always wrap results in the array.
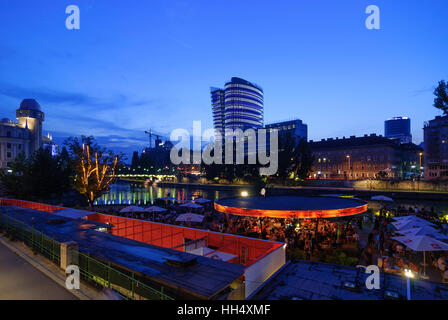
[
  {"xmin": 93, "ymin": 199, "xmax": 448, "ymax": 282},
  {"xmin": 359, "ymin": 204, "xmax": 448, "ymax": 283}
]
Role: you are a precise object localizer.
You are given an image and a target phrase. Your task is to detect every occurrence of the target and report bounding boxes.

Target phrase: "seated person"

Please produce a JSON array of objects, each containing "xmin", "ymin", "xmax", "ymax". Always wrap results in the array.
[
  {"xmin": 438, "ymin": 255, "xmax": 447, "ymax": 273},
  {"xmin": 383, "ymin": 255, "xmax": 394, "ymax": 271}
]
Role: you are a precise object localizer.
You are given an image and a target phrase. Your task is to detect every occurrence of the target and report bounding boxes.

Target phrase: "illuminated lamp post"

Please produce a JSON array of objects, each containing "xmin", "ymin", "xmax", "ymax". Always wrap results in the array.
[
  {"xmin": 403, "ymin": 269, "xmax": 414, "ymax": 300},
  {"xmin": 418, "ymin": 152, "xmax": 423, "ymax": 173},
  {"xmin": 346, "ymin": 155, "xmax": 351, "ymax": 179}
]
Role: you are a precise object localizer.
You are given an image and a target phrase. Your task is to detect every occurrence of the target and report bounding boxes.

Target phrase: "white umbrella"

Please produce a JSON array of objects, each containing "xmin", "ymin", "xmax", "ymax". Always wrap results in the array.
[
  {"xmin": 392, "ymin": 235, "xmax": 448, "ymax": 277},
  {"xmin": 175, "ymin": 213, "xmax": 204, "ymax": 223},
  {"xmin": 392, "ymin": 215, "xmax": 415, "ymax": 221},
  {"xmin": 144, "ymin": 206, "xmax": 167, "ymax": 213},
  {"xmin": 371, "ymin": 195, "xmax": 393, "ymax": 202},
  {"xmin": 179, "ymin": 202, "xmax": 203, "ymax": 209},
  {"xmin": 398, "ymin": 227, "xmax": 448, "ymax": 241},
  {"xmin": 391, "ymin": 219, "xmax": 434, "ymax": 230},
  {"xmin": 120, "ymin": 205, "xmax": 145, "ymax": 213},
  {"xmin": 193, "ymin": 198, "xmax": 211, "ymax": 204}
]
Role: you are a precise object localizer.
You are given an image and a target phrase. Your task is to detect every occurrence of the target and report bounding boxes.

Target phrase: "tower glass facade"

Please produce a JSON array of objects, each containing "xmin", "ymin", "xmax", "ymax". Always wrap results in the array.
[
  {"xmin": 211, "ymin": 77, "xmax": 264, "ymax": 135},
  {"xmin": 211, "ymin": 87, "xmax": 225, "ymax": 137},
  {"xmin": 384, "ymin": 117, "xmax": 412, "ymax": 143},
  {"xmin": 224, "ymin": 77, "xmax": 263, "ymax": 130}
]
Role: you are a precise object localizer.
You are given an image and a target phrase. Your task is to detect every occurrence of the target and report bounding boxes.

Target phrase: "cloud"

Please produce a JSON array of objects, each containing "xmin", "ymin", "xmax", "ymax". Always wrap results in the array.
[
  {"xmin": 0, "ymin": 82, "xmax": 152, "ymax": 111},
  {"xmin": 411, "ymin": 86, "xmax": 435, "ymax": 97},
  {"xmin": 0, "ymin": 82, "xmax": 178, "ymax": 159}
]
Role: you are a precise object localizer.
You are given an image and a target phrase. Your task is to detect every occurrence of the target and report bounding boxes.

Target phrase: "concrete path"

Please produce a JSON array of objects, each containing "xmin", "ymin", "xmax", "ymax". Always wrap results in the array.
[{"xmin": 0, "ymin": 241, "xmax": 77, "ymax": 300}]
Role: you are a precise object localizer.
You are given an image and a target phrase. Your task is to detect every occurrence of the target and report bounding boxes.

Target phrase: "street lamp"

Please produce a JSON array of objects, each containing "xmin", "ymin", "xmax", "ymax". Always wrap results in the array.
[
  {"xmin": 403, "ymin": 269, "xmax": 414, "ymax": 300},
  {"xmin": 418, "ymin": 152, "xmax": 423, "ymax": 169},
  {"xmin": 346, "ymin": 155, "xmax": 351, "ymax": 179}
]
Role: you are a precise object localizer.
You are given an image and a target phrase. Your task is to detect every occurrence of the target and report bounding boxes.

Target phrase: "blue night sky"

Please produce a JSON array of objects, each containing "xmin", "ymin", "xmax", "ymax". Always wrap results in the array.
[{"xmin": 0, "ymin": 0, "xmax": 447, "ymax": 160}]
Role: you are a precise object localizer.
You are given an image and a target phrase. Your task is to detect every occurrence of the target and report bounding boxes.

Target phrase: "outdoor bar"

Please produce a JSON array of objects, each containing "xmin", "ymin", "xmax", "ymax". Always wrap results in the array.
[{"xmin": 214, "ymin": 195, "xmax": 368, "ymax": 219}]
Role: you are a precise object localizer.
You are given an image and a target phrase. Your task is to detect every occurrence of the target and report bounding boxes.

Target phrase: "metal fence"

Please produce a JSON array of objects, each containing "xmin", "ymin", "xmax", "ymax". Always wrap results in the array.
[
  {"xmin": 0, "ymin": 213, "xmax": 61, "ymax": 265},
  {"xmin": 0, "ymin": 212, "xmax": 173, "ymax": 300}
]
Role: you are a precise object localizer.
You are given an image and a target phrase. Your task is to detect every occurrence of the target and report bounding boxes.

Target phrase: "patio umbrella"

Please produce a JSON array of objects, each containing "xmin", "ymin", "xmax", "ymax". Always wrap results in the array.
[
  {"xmin": 175, "ymin": 213, "xmax": 204, "ymax": 223},
  {"xmin": 392, "ymin": 215, "xmax": 415, "ymax": 221},
  {"xmin": 144, "ymin": 206, "xmax": 167, "ymax": 213},
  {"xmin": 398, "ymin": 226, "xmax": 448, "ymax": 241},
  {"xmin": 392, "ymin": 235, "xmax": 448, "ymax": 277},
  {"xmin": 391, "ymin": 218, "xmax": 434, "ymax": 230},
  {"xmin": 371, "ymin": 195, "xmax": 393, "ymax": 202},
  {"xmin": 144, "ymin": 206, "xmax": 167, "ymax": 220},
  {"xmin": 179, "ymin": 202, "xmax": 203, "ymax": 209},
  {"xmin": 193, "ymin": 198, "xmax": 211, "ymax": 204},
  {"xmin": 120, "ymin": 205, "xmax": 145, "ymax": 213}
]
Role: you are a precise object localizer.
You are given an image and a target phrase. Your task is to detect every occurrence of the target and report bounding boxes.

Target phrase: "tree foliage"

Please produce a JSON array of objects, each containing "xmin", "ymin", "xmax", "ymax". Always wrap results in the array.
[
  {"xmin": 0, "ymin": 149, "xmax": 72, "ymax": 202},
  {"xmin": 434, "ymin": 80, "xmax": 448, "ymax": 115},
  {"xmin": 277, "ymin": 132, "xmax": 314, "ymax": 181},
  {"xmin": 64, "ymin": 135, "xmax": 125, "ymax": 208}
]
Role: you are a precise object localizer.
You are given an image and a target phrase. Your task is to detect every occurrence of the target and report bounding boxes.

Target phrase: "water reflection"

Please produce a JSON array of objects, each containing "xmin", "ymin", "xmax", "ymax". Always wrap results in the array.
[
  {"xmin": 94, "ymin": 183, "xmax": 235, "ymax": 206},
  {"xmin": 94, "ymin": 183, "xmax": 448, "ymax": 217}
]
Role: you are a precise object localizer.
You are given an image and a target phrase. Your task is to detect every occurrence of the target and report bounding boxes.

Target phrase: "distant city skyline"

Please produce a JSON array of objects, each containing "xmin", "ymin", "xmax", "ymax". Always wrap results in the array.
[{"xmin": 1, "ymin": 0, "xmax": 447, "ymax": 159}]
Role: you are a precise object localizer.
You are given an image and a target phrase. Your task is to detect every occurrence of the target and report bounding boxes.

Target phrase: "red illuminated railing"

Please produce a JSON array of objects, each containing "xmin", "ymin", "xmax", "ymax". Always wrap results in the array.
[
  {"xmin": 0, "ymin": 198, "xmax": 284, "ymax": 267},
  {"xmin": 86, "ymin": 213, "xmax": 283, "ymax": 266},
  {"xmin": 0, "ymin": 198, "xmax": 64, "ymax": 213}
]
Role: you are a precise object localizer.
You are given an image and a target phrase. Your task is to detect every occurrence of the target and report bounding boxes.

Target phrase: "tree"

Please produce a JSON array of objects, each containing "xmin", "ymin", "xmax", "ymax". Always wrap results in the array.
[
  {"xmin": 131, "ymin": 151, "xmax": 140, "ymax": 168},
  {"xmin": 0, "ymin": 152, "xmax": 31, "ymax": 199},
  {"xmin": 0, "ymin": 149, "xmax": 72, "ymax": 202},
  {"xmin": 64, "ymin": 136, "xmax": 125, "ymax": 209},
  {"xmin": 27, "ymin": 148, "xmax": 72, "ymax": 201},
  {"xmin": 434, "ymin": 80, "xmax": 448, "ymax": 115},
  {"xmin": 277, "ymin": 131, "xmax": 298, "ymax": 180},
  {"xmin": 294, "ymin": 138, "xmax": 314, "ymax": 180},
  {"xmin": 277, "ymin": 132, "xmax": 314, "ymax": 182}
]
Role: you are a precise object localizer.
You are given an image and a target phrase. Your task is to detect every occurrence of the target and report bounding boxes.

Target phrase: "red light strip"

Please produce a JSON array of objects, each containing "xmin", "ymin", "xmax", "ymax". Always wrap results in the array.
[{"xmin": 214, "ymin": 202, "xmax": 368, "ymax": 219}]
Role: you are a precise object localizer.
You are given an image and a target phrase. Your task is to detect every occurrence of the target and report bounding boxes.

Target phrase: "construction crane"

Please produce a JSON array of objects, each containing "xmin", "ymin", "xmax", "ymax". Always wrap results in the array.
[{"xmin": 144, "ymin": 129, "xmax": 168, "ymax": 149}]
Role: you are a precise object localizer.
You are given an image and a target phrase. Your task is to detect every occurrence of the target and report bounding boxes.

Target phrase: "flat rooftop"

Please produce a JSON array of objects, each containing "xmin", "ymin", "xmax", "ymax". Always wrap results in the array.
[
  {"xmin": 252, "ymin": 260, "xmax": 448, "ymax": 300},
  {"xmin": 0, "ymin": 206, "xmax": 245, "ymax": 299}
]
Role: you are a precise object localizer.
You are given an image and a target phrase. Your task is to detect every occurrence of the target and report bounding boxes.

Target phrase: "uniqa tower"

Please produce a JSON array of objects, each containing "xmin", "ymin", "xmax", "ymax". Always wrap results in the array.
[{"xmin": 211, "ymin": 77, "xmax": 264, "ymax": 137}]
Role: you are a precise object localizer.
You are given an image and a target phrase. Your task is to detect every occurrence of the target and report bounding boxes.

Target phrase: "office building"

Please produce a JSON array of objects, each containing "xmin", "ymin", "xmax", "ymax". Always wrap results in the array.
[
  {"xmin": 265, "ymin": 119, "xmax": 308, "ymax": 142},
  {"xmin": 211, "ymin": 77, "xmax": 264, "ymax": 136},
  {"xmin": 385, "ymin": 117, "xmax": 412, "ymax": 144},
  {"xmin": 423, "ymin": 115, "xmax": 448, "ymax": 180},
  {"xmin": 309, "ymin": 134, "xmax": 422, "ymax": 180}
]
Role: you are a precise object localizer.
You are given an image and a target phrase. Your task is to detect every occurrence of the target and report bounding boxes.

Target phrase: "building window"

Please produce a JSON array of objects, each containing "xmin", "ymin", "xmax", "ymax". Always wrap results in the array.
[
  {"xmin": 18, "ymin": 144, "xmax": 22, "ymax": 150},
  {"xmin": 7, "ymin": 152, "xmax": 12, "ymax": 158},
  {"xmin": 6, "ymin": 131, "xmax": 11, "ymax": 137},
  {"xmin": 7, "ymin": 143, "xmax": 11, "ymax": 149}
]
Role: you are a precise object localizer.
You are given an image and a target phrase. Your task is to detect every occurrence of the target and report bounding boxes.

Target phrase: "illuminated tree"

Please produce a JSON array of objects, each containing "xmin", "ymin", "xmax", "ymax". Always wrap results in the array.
[{"xmin": 64, "ymin": 136, "xmax": 124, "ymax": 209}]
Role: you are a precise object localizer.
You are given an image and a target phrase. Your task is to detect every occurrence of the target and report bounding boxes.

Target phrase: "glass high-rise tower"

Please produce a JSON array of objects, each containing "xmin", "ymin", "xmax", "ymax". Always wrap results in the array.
[
  {"xmin": 385, "ymin": 117, "xmax": 412, "ymax": 144},
  {"xmin": 211, "ymin": 77, "xmax": 264, "ymax": 136}
]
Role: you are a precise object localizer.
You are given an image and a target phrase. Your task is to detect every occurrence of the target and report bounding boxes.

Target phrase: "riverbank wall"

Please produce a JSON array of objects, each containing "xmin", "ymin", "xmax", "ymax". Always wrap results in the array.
[{"xmin": 156, "ymin": 181, "xmax": 448, "ymax": 201}]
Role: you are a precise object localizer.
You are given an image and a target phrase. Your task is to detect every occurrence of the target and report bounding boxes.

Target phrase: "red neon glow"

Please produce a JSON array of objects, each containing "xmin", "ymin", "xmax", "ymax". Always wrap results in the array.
[
  {"xmin": 0, "ymin": 198, "xmax": 64, "ymax": 213},
  {"xmin": 0, "ymin": 198, "xmax": 284, "ymax": 267},
  {"xmin": 214, "ymin": 202, "xmax": 368, "ymax": 219},
  {"xmin": 86, "ymin": 213, "xmax": 282, "ymax": 267}
]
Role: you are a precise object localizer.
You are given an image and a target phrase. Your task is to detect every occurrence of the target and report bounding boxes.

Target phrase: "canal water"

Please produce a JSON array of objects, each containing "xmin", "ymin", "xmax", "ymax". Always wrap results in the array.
[
  {"xmin": 94, "ymin": 182, "xmax": 237, "ymax": 206},
  {"xmin": 95, "ymin": 182, "xmax": 448, "ymax": 216}
]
